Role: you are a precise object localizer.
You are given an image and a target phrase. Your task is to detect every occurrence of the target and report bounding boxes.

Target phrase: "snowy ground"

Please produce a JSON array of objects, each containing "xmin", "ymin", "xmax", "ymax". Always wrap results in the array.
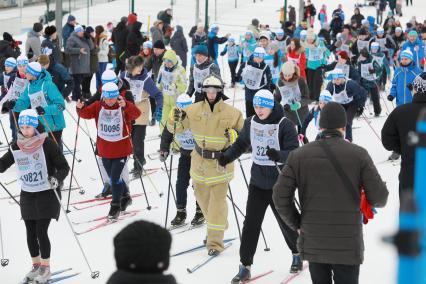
[{"xmin": 0, "ymin": 0, "xmax": 419, "ymax": 283}]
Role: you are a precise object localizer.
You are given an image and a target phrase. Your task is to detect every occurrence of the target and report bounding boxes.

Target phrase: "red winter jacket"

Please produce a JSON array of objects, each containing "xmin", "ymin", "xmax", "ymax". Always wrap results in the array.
[
  {"xmin": 286, "ymin": 48, "xmax": 307, "ymax": 80},
  {"xmin": 77, "ymin": 95, "xmax": 141, "ymax": 159}
]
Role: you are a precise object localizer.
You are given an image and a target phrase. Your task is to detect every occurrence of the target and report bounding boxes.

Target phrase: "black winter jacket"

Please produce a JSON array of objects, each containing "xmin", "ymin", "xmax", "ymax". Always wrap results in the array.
[
  {"xmin": 0, "ymin": 137, "xmax": 70, "ymax": 220},
  {"xmin": 107, "ymin": 270, "xmax": 177, "ymax": 284},
  {"xmin": 381, "ymin": 94, "xmax": 426, "ymax": 190},
  {"xmin": 112, "ymin": 21, "xmax": 129, "ymax": 59},
  {"xmin": 237, "ymin": 58, "xmax": 272, "ymax": 102},
  {"xmin": 170, "ymin": 25, "xmax": 188, "ymax": 68},
  {"xmin": 222, "ymin": 104, "xmax": 298, "ymax": 190},
  {"xmin": 325, "ymin": 79, "xmax": 367, "ymax": 107},
  {"xmin": 126, "ymin": 21, "xmax": 144, "ymax": 58},
  {"xmin": 273, "ymin": 131, "xmax": 388, "ymax": 265}
]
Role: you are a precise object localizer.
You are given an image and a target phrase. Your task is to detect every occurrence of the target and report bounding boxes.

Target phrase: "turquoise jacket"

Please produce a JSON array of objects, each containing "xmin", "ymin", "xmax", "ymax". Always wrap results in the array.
[
  {"xmin": 14, "ymin": 69, "xmax": 66, "ymax": 132},
  {"xmin": 305, "ymin": 38, "xmax": 330, "ymax": 70}
]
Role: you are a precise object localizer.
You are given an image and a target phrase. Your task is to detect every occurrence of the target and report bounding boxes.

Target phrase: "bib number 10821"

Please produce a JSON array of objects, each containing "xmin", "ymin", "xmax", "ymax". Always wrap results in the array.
[{"xmin": 21, "ymin": 171, "xmax": 43, "ymax": 183}]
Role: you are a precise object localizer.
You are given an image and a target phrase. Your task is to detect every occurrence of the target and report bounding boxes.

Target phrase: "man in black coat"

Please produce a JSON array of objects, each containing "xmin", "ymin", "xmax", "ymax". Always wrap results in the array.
[
  {"xmin": 112, "ymin": 17, "xmax": 129, "ymax": 74},
  {"xmin": 273, "ymin": 102, "xmax": 388, "ymax": 284},
  {"xmin": 0, "ymin": 32, "xmax": 21, "ymax": 71},
  {"xmin": 382, "ymin": 72, "xmax": 426, "ymax": 196}
]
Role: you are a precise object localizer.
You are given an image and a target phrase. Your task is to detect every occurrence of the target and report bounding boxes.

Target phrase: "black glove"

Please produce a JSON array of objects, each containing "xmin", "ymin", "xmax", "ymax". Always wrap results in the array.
[
  {"xmin": 266, "ymin": 147, "xmax": 280, "ymax": 162},
  {"xmin": 387, "ymin": 95, "xmax": 395, "ymax": 101},
  {"xmin": 356, "ymin": 106, "xmax": 364, "ymax": 116},
  {"xmin": 173, "ymin": 108, "xmax": 186, "ymax": 121},
  {"xmin": 284, "ymin": 104, "xmax": 291, "ymax": 111},
  {"xmin": 159, "ymin": 150, "xmax": 169, "ymax": 162},
  {"xmin": 368, "ymin": 68, "xmax": 375, "ymax": 74},
  {"xmin": 235, "ymin": 75, "xmax": 242, "ymax": 82},
  {"xmin": 217, "ymin": 154, "xmax": 230, "ymax": 167},
  {"xmin": 220, "ymin": 51, "xmax": 226, "ymax": 56},
  {"xmin": 8, "ymin": 100, "xmax": 16, "ymax": 109},
  {"xmin": 36, "ymin": 106, "xmax": 45, "ymax": 115}
]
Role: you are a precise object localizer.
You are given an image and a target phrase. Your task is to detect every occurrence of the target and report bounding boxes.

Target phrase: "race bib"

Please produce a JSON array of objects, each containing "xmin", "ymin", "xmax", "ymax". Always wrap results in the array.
[
  {"xmin": 12, "ymin": 147, "xmax": 49, "ymax": 193},
  {"xmin": 28, "ymin": 83, "xmax": 48, "ymax": 109},
  {"xmin": 193, "ymin": 65, "xmax": 211, "ymax": 92},
  {"xmin": 10, "ymin": 77, "xmax": 28, "ymax": 101},
  {"xmin": 176, "ymin": 129, "xmax": 195, "ymax": 150},
  {"xmin": 360, "ymin": 63, "xmax": 376, "ymax": 81},
  {"xmin": 308, "ymin": 47, "xmax": 323, "ymax": 61},
  {"xmin": 250, "ymin": 118, "xmax": 285, "ymax": 166},
  {"xmin": 242, "ymin": 64, "xmax": 265, "ymax": 90},
  {"xmin": 278, "ymin": 84, "xmax": 301, "ymax": 106},
  {"xmin": 97, "ymin": 107, "xmax": 125, "ymax": 142},
  {"xmin": 160, "ymin": 69, "xmax": 176, "ymax": 95},
  {"xmin": 357, "ymin": 40, "xmax": 369, "ymax": 52}
]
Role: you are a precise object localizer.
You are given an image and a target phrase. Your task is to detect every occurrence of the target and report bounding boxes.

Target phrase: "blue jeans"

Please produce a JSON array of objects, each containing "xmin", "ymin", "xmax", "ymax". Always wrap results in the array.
[
  {"xmin": 102, "ymin": 157, "xmax": 129, "ymax": 203},
  {"xmin": 175, "ymin": 152, "xmax": 191, "ymax": 209},
  {"xmin": 96, "ymin": 62, "xmax": 108, "ymax": 90}
]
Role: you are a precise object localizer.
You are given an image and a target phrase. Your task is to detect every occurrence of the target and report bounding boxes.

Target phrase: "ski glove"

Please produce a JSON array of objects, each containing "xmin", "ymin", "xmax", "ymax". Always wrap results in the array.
[
  {"xmin": 266, "ymin": 147, "xmax": 280, "ymax": 162},
  {"xmin": 36, "ymin": 106, "xmax": 45, "ymax": 115},
  {"xmin": 217, "ymin": 153, "xmax": 230, "ymax": 167},
  {"xmin": 48, "ymin": 176, "xmax": 59, "ymax": 189},
  {"xmin": 387, "ymin": 95, "xmax": 395, "ymax": 101},
  {"xmin": 154, "ymin": 107, "xmax": 163, "ymax": 122},
  {"xmin": 284, "ymin": 104, "xmax": 291, "ymax": 111},
  {"xmin": 356, "ymin": 106, "xmax": 364, "ymax": 116},
  {"xmin": 290, "ymin": 102, "xmax": 301, "ymax": 111},
  {"xmin": 173, "ymin": 108, "xmax": 187, "ymax": 122},
  {"xmin": 159, "ymin": 150, "xmax": 169, "ymax": 162}
]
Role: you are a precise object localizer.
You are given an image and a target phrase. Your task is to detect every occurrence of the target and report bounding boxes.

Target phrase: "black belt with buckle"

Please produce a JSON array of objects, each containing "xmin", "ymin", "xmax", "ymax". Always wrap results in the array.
[{"xmin": 194, "ymin": 144, "xmax": 223, "ymax": 160}]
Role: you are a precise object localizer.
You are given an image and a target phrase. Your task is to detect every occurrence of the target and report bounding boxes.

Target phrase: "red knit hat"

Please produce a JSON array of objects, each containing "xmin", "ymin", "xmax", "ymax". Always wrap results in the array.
[
  {"xmin": 337, "ymin": 50, "xmax": 349, "ymax": 61},
  {"xmin": 128, "ymin": 13, "xmax": 137, "ymax": 25}
]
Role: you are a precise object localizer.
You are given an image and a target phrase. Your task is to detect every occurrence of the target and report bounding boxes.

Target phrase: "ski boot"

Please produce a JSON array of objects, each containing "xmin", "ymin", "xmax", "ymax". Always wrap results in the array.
[
  {"xmin": 149, "ymin": 118, "xmax": 156, "ymax": 126},
  {"xmin": 171, "ymin": 208, "xmax": 187, "ymax": 226},
  {"xmin": 388, "ymin": 151, "xmax": 400, "ymax": 161},
  {"xmin": 108, "ymin": 203, "xmax": 121, "ymax": 220},
  {"xmin": 290, "ymin": 254, "xmax": 303, "ymax": 273},
  {"xmin": 95, "ymin": 182, "xmax": 112, "ymax": 199},
  {"xmin": 33, "ymin": 265, "xmax": 51, "ymax": 284},
  {"xmin": 120, "ymin": 194, "xmax": 132, "ymax": 212},
  {"xmin": 22, "ymin": 263, "xmax": 40, "ymax": 283},
  {"xmin": 208, "ymin": 248, "xmax": 221, "ymax": 256},
  {"xmin": 191, "ymin": 205, "xmax": 205, "ymax": 226},
  {"xmin": 231, "ymin": 264, "xmax": 251, "ymax": 283}
]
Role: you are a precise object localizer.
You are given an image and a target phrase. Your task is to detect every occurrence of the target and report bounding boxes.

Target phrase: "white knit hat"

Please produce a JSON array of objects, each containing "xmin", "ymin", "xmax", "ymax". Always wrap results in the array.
[
  {"xmin": 101, "ymin": 69, "xmax": 117, "ymax": 84},
  {"xmin": 17, "ymin": 55, "xmax": 29, "ymax": 66},
  {"xmin": 4, "ymin": 57, "xmax": 16, "ymax": 68},
  {"xmin": 253, "ymin": 89, "xmax": 274, "ymax": 109},
  {"xmin": 176, "ymin": 94, "xmax": 192, "ymax": 109},
  {"xmin": 281, "ymin": 61, "xmax": 296, "ymax": 76},
  {"xmin": 253, "ymin": 47, "xmax": 266, "ymax": 58},
  {"xmin": 18, "ymin": 109, "xmax": 39, "ymax": 128},
  {"xmin": 102, "ymin": 82, "xmax": 120, "ymax": 99},
  {"xmin": 26, "ymin": 62, "xmax": 42, "ymax": 78}
]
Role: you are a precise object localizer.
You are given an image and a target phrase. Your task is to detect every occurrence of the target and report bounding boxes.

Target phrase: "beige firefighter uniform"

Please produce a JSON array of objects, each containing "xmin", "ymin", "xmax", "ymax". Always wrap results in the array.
[{"xmin": 168, "ymin": 98, "xmax": 244, "ymax": 251}]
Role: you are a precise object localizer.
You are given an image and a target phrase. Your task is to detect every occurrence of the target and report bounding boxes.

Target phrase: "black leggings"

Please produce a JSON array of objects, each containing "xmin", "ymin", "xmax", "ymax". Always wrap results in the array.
[{"xmin": 24, "ymin": 219, "xmax": 52, "ymax": 259}]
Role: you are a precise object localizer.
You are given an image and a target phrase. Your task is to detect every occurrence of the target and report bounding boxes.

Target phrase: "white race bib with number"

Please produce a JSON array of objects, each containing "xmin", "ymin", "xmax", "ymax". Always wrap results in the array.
[
  {"xmin": 308, "ymin": 47, "xmax": 323, "ymax": 61},
  {"xmin": 176, "ymin": 129, "xmax": 195, "ymax": 150},
  {"xmin": 228, "ymin": 45, "xmax": 239, "ymax": 59},
  {"xmin": 12, "ymin": 147, "xmax": 49, "ymax": 192},
  {"xmin": 278, "ymin": 84, "xmax": 301, "ymax": 106},
  {"xmin": 242, "ymin": 64, "xmax": 265, "ymax": 90},
  {"xmin": 160, "ymin": 69, "xmax": 176, "ymax": 96},
  {"xmin": 126, "ymin": 73, "xmax": 146, "ymax": 103},
  {"xmin": 357, "ymin": 40, "xmax": 370, "ymax": 52},
  {"xmin": 10, "ymin": 77, "xmax": 28, "ymax": 101},
  {"xmin": 335, "ymin": 64, "xmax": 350, "ymax": 78},
  {"xmin": 97, "ymin": 107, "xmax": 125, "ymax": 142},
  {"xmin": 193, "ymin": 65, "xmax": 211, "ymax": 93},
  {"xmin": 333, "ymin": 82, "xmax": 353, "ymax": 105},
  {"xmin": 28, "ymin": 83, "xmax": 48, "ymax": 109},
  {"xmin": 250, "ymin": 117, "xmax": 285, "ymax": 166}
]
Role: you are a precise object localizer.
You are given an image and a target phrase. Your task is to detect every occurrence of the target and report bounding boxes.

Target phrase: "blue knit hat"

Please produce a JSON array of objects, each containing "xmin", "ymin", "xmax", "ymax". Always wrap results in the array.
[
  {"xmin": 18, "ymin": 109, "xmax": 39, "ymax": 128},
  {"xmin": 26, "ymin": 62, "xmax": 42, "ymax": 78},
  {"xmin": 253, "ymin": 90, "xmax": 274, "ymax": 109},
  {"xmin": 400, "ymin": 49, "xmax": 414, "ymax": 61},
  {"xmin": 194, "ymin": 45, "xmax": 208, "ymax": 56},
  {"xmin": 17, "ymin": 55, "xmax": 29, "ymax": 66},
  {"xmin": 408, "ymin": 30, "xmax": 418, "ymax": 38},
  {"xmin": 4, "ymin": 57, "xmax": 16, "ymax": 68},
  {"xmin": 102, "ymin": 82, "xmax": 120, "ymax": 99}
]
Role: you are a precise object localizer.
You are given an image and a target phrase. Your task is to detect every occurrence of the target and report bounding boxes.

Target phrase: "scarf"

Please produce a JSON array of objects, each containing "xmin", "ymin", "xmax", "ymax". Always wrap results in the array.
[{"xmin": 17, "ymin": 132, "xmax": 47, "ymax": 154}]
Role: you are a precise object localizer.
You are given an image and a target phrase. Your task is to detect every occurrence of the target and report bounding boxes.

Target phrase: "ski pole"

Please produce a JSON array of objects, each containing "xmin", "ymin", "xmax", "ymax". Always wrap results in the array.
[
  {"xmin": 164, "ymin": 121, "xmax": 177, "ymax": 228},
  {"xmin": 0, "ymin": 182, "xmax": 20, "ymax": 206},
  {"xmin": 162, "ymin": 160, "xmax": 177, "ymax": 204},
  {"xmin": 64, "ymin": 112, "xmax": 82, "ymax": 213},
  {"xmin": 237, "ymin": 158, "xmax": 271, "ymax": 251},
  {"xmin": 361, "ymin": 113, "xmax": 382, "ymax": 142},
  {"xmin": 228, "ymin": 185, "xmax": 242, "ymax": 241},
  {"xmin": 39, "ymin": 114, "xmax": 84, "ymax": 197},
  {"xmin": 232, "ymin": 85, "xmax": 237, "ymax": 107},
  {"xmin": 62, "ymin": 141, "xmax": 82, "ymax": 163},
  {"xmin": 293, "ymin": 108, "xmax": 303, "ymax": 129},
  {"xmin": 83, "ymin": 119, "xmax": 104, "ymax": 182},
  {"xmin": 0, "ymin": 218, "xmax": 9, "ymax": 267},
  {"xmin": 120, "ymin": 109, "xmax": 152, "ymax": 210},
  {"xmin": 52, "ymin": 189, "xmax": 99, "ymax": 279}
]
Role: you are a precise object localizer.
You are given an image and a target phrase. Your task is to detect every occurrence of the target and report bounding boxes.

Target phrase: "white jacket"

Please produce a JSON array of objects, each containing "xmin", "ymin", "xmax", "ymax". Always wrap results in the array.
[{"xmin": 98, "ymin": 32, "xmax": 110, "ymax": 63}]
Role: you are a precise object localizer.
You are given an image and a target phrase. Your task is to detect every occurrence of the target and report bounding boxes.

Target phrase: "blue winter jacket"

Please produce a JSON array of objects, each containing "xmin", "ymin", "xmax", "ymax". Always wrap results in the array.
[
  {"xmin": 390, "ymin": 62, "xmax": 421, "ymax": 106},
  {"xmin": 402, "ymin": 39, "xmax": 425, "ymax": 68},
  {"xmin": 207, "ymin": 31, "xmax": 228, "ymax": 64},
  {"xmin": 14, "ymin": 69, "xmax": 66, "ymax": 132}
]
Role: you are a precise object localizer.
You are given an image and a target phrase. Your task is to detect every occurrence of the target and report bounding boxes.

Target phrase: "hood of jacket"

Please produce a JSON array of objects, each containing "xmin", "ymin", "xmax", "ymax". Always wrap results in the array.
[
  {"xmin": 28, "ymin": 69, "xmax": 53, "ymax": 88},
  {"xmin": 27, "ymin": 30, "xmax": 40, "ymax": 39},
  {"xmin": 132, "ymin": 21, "xmax": 142, "ymax": 32}
]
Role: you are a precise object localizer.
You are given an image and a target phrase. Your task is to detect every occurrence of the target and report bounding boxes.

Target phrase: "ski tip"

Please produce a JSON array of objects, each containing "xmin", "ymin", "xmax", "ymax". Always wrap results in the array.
[
  {"xmin": 186, "ymin": 268, "xmax": 193, "ymax": 274},
  {"xmin": 0, "ymin": 258, "xmax": 9, "ymax": 266},
  {"xmin": 91, "ymin": 271, "xmax": 100, "ymax": 278}
]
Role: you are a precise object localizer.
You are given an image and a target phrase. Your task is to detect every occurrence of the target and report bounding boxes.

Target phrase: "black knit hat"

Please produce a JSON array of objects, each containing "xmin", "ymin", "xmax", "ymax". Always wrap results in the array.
[
  {"xmin": 3, "ymin": 32, "xmax": 13, "ymax": 42},
  {"xmin": 44, "ymin": 26, "xmax": 57, "ymax": 37},
  {"xmin": 113, "ymin": 220, "xmax": 172, "ymax": 273},
  {"xmin": 319, "ymin": 102, "xmax": 347, "ymax": 129},
  {"xmin": 153, "ymin": 40, "xmax": 165, "ymax": 49},
  {"xmin": 33, "ymin": 22, "xmax": 43, "ymax": 33}
]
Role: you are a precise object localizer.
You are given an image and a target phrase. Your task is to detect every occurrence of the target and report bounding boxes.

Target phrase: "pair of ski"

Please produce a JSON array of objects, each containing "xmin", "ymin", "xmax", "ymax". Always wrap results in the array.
[
  {"xmin": 72, "ymin": 193, "xmax": 143, "ymax": 211},
  {"xmin": 74, "ymin": 209, "xmax": 142, "ymax": 235},
  {"xmin": 168, "ymin": 222, "xmax": 204, "ymax": 234},
  {"xmin": 21, "ymin": 268, "xmax": 80, "ymax": 284}
]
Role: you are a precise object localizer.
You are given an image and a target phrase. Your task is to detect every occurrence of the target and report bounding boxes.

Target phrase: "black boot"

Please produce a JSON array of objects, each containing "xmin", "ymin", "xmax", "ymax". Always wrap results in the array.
[
  {"xmin": 191, "ymin": 204, "xmax": 205, "ymax": 226},
  {"xmin": 95, "ymin": 183, "xmax": 111, "ymax": 198},
  {"xmin": 120, "ymin": 193, "xmax": 132, "ymax": 212},
  {"xmin": 171, "ymin": 208, "xmax": 187, "ymax": 226},
  {"xmin": 108, "ymin": 203, "xmax": 121, "ymax": 220},
  {"xmin": 290, "ymin": 254, "xmax": 303, "ymax": 273}
]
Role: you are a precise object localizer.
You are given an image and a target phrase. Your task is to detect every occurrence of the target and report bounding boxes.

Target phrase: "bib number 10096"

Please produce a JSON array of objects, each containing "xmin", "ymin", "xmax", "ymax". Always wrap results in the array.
[
  {"xmin": 21, "ymin": 171, "xmax": 43, "ymax": 183},
  {"xmin": 100, "ymin": 123, "xmax": 120, "ymax": 133}
]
